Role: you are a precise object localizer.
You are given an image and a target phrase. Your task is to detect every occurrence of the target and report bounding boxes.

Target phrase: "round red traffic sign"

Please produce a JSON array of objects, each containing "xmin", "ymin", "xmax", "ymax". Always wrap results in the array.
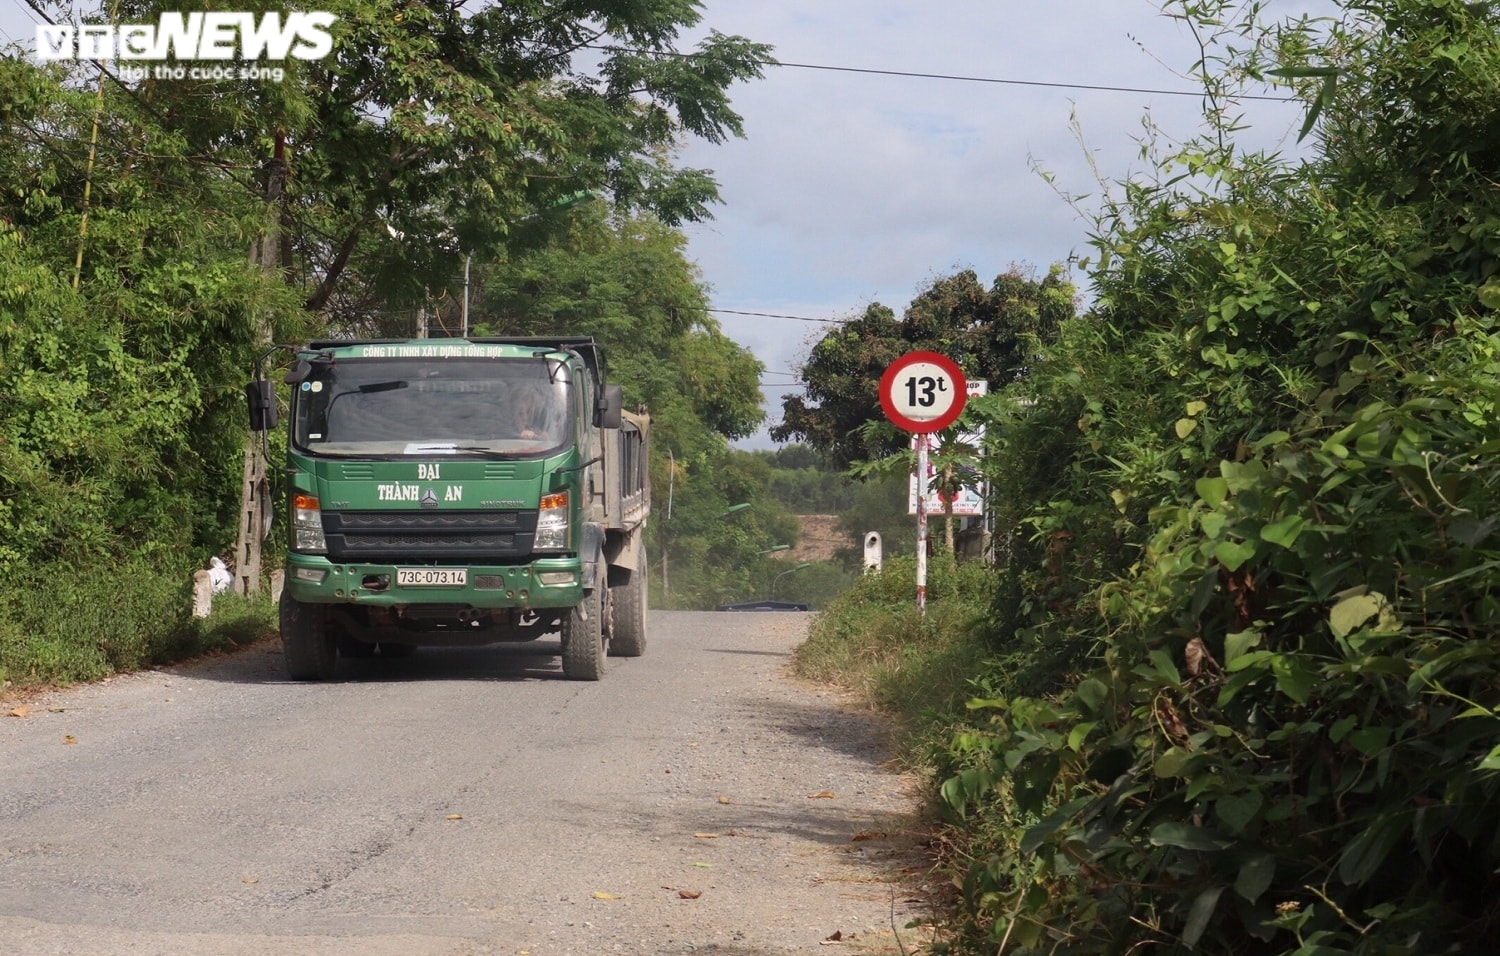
[{"xmin": 879, "ymin": 351, "xmax": 967, "ymax": 433}]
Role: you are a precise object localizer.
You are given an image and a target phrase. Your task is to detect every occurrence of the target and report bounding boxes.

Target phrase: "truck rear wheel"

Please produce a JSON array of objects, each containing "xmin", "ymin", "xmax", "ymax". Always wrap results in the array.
[
  {"xmin": 561, "ymin": 584, "xmax": 606, "ymax": 680},
  {"xmin": 609, "ymin": 567, "xmax": 646, "ymax": 658},
  {"xmin": 281, "ymin": 589, "xmax": 337, "ymax": 681}
]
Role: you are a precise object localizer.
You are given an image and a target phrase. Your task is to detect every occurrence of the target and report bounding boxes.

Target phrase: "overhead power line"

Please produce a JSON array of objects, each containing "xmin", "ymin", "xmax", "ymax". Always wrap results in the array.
[
  {"xmin": 770, "ymin": 58, "xmax": 1290, "ymax": 102},
  {"xmin": 581, "ymin": 43, "xmax": 1294, "ymax": 103},
  {"xmin": 707, "ymin": 307, "xmax": 842, "ymax": 324}
]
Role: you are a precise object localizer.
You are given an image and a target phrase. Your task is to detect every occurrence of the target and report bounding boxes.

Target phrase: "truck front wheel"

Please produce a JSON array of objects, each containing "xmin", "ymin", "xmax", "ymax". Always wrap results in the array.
[
  {"xmin": 560, "ymin": 584, "xmax": 607, "ymax": 681},
  {"xmin": 281, "ymin": 590, "xmax": 337, "ymax": 681}
]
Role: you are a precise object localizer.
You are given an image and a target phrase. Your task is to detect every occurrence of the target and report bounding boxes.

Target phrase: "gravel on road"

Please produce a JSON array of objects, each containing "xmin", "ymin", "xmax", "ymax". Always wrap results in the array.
[{"xmin": 0, "ymin": 609, "xmax": 934, "ymax": 955}]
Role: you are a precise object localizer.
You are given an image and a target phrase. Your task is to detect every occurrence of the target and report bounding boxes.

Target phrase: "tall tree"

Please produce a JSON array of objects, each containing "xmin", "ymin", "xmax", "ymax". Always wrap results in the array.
[
  {"xmin": 471, "ymin": 200, "xmax": 764, "ymax": 447},
  {"xmin": 465, "ymin": 198, "xmax": 772, "ymax": 609},
  {"xmin": 773, "ymin": 265, "xmax": 1074, "ymax": 468},
  {"xmin": 0, "ymin": 53, "xmax": 307, "ymax": 575},
  {"xmin": 40, "ymin": 0, "xmax": 769, "ymax": 327},
  {"xmin": 1, "ymin": 0, "xmax": 769, "ymax": 536}
]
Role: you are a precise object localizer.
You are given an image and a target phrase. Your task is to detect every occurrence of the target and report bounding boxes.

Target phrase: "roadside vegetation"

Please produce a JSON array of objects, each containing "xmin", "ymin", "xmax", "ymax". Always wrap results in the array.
[
  {"xmin": 795, "ymin": 554, "xmax": 994, "ymax": 751},
  {"xmin": 789, "ymin": 2, "xmax": 1500, "ymax": 952},
  {"xmin": 649, "ymin": 445, "xmax": 919, "ymax": 612},
  {"xmin": 0, "ymin": 570, "xmax": 277, "ymax": 689}
]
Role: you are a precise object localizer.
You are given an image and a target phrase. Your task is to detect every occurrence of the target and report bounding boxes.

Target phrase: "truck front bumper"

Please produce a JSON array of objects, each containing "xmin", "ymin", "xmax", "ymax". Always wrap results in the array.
[{"xmin": 282, "ymin": 554, "xmax": 586, "ymax": 609}]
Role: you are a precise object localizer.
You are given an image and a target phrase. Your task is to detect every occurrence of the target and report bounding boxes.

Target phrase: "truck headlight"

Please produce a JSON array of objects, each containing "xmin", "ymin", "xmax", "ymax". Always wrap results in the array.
[
  {"xmin": 535, "ymin": 490, "xmax": 569, "ymax": 551},
  {"xmin": 292, "ymin": 492, "xmax": 327, "ymax": 554}
]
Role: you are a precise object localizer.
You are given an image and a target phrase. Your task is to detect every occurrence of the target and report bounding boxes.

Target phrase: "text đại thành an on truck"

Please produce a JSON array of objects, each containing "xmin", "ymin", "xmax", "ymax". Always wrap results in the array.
[{"xmin": 245, "ymin": 336, "xmax": 649, "ymax": 681}]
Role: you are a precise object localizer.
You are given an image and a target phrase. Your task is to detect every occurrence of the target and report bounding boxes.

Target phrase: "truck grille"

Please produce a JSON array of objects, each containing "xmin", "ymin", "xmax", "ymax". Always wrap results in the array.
[{"xmin": 322, "ymin": 510, "xmax": 537, "ymax": 563}]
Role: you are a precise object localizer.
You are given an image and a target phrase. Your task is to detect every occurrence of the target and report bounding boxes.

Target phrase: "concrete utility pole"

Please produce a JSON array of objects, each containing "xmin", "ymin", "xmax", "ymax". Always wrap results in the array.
[{"xmin": 233, "ymin": 132, "xmax": 288, "ymax": 596}]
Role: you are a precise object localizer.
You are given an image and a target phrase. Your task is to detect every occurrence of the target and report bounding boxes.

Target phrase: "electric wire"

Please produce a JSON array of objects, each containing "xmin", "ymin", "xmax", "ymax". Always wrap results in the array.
[
  {"xmin": 708, "ymin": 307, "xmax": 842, "ymax": 324},
  {"xmin": 577, "ymin": 42, "xmax": 1295, "ymax": 103}
]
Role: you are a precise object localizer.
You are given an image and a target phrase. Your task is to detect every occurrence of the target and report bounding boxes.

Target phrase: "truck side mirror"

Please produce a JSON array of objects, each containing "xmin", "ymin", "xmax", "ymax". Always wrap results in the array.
[
  {"xmin": 245, "ymin": 379, "xmax": 278, "ymax": 431},
  {"xmin": 597, "ymin": 384, "xmax": 623, "ymax": 429}
]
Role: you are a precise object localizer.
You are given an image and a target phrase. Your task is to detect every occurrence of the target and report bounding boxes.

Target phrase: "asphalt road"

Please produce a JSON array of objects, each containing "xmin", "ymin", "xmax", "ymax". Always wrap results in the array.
[{"xmin": 0, "ymin": 611, "xmax": 924, "ymax": 955}]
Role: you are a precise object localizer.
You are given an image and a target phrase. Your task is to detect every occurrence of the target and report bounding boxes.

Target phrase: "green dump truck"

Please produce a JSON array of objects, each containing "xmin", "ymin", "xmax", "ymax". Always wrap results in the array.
[{"xmin": 245, "ymin": 336, "xmax": 649, "ymax": 681}]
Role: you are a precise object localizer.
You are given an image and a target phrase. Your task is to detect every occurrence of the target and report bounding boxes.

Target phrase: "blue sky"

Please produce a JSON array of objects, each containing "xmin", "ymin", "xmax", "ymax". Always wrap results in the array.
[{"xmin": 674, "ymin": 0, "xmax": 1312, "ymax": 447}]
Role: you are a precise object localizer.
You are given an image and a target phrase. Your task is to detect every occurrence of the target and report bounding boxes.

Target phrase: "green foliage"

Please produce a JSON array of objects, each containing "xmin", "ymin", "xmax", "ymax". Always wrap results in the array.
[
  {"xmin": 0, "ymin": 57, "xmax": 303, "ymax": 580},
  {"xmin": 746, "ymin": 444, "xmax": 860, "ymax": 514},
  {"xmin": 650, "ymin": 446, "xmax": 803, "ymax": 610},
  {"xmin": 835, "ymin": 474, "xmax": 917, "ymax": 566},
  {"xmin": 473, "ymin": 203, "xmax": 765, "ymax": 446},
  {"xmin": 469, "ymin": 201, "xmax": 779, "ymax": 612},
  {"xmin": 643, "ymin": 442, "xmax": 861, "ymax": 609},
  {"xmin": 760, "ymin": 442, "xmax": 829, "ymax": 470},
  {"xmin": 0, "ymin": 556, "xmax": 273, "ymax": 685},
  {"xmin": 243, "ymin": 0, "xmax": 773, "ymax": 321},
  {"xmin": 928, "ymin": 2, "xmax": 1500, "ymax": 953},
  {"xmin": 775, "ymin": 265, "xmax": 1075, "ymax": 467},
  {"xmin": 766, "ymin": 561, "xmax": 855, "ymax": 611},
  {"xmin": 192, "ymin": 589, "xmax": 280, "ymax": 652},
  {"xmin": 761, "ymin": 466, "xmax": 858, "ymax": 515},
  {"xmin": 794, "ymin": 553, "xmax": 995, "ymax": 743}
]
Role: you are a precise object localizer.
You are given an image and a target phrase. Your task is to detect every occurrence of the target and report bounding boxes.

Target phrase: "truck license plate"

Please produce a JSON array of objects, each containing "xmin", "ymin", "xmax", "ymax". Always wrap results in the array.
[{"xmin": 396, "ymin": 568, "xmax": 468, "ymax": 587}]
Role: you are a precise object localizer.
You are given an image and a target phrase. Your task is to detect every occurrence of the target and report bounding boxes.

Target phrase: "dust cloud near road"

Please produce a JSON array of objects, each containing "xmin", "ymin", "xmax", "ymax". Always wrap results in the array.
[{"xmin": 0, "ymin": 611, "xmax": 927, "ymax": 955}]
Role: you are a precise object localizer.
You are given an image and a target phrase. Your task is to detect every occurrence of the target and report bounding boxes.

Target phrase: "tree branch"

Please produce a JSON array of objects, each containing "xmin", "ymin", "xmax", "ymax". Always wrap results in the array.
[{"xmin": 304, "ymin": 210, "xmax": 371, "ymax": 312}]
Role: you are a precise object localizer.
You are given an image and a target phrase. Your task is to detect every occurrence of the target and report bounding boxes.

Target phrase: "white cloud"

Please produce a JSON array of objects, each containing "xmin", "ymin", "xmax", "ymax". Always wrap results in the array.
[{"xmin": 674, "ymin": 1, "xmax": 1309, "ymax": 449}]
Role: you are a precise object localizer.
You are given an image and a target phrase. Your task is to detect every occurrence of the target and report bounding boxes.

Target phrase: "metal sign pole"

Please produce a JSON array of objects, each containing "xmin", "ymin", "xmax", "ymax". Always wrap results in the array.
[{"xmin": 916, "ymin": 432, "xmax": 929, "ymax": 614}]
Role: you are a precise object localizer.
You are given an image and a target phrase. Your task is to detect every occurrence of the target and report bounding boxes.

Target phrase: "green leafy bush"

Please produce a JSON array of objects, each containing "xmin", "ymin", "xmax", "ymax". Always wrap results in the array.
[
  {"xmin": 0, "ymin": 556, "xmax": 278, "ymax": 686},
  {"xmin": 931, "ymin": 2, "xmax": 1500, "ymax": 952},
  {"xmin": 796, "ymin": 554, "xmax": 995, "ymax": 736},
  {"xmin": 1, "ymin": 556, "xmax": 192, "ymax": 684}
]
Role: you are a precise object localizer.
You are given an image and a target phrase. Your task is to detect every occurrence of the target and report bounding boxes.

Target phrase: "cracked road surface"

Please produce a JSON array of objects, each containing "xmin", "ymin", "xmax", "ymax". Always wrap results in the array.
[{"xmin": 0, "ymin": 610, "xmax": 924, "ymax": 955}]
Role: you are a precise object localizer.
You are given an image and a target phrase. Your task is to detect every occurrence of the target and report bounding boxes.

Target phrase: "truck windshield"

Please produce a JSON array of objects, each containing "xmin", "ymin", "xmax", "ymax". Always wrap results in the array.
[{"xmin": 291, "ymin": 357, "xmax": 573, "ymax": 458}]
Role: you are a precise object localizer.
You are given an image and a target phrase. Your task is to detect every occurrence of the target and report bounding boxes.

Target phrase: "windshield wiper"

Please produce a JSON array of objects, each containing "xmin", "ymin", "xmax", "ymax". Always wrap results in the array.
[{"xmin": 405, "ymin": 443, "xmax": 506, "ymax": 457}]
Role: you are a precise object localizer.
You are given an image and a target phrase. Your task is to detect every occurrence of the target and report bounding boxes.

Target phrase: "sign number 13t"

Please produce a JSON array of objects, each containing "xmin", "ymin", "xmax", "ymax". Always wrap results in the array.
[{"xmin": 904, "ymin": 374, "xmax": 949, "ymax": 408}]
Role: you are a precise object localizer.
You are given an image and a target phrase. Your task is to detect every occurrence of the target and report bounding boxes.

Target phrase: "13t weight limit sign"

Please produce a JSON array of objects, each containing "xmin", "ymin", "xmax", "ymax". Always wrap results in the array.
[
  {"xmin": 879, "ymin": 350, "xmax": 967, "ymax": 615},
  {"xmin": 879, "ymin": 351, "xmax": 967, "ymax": 433}
]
